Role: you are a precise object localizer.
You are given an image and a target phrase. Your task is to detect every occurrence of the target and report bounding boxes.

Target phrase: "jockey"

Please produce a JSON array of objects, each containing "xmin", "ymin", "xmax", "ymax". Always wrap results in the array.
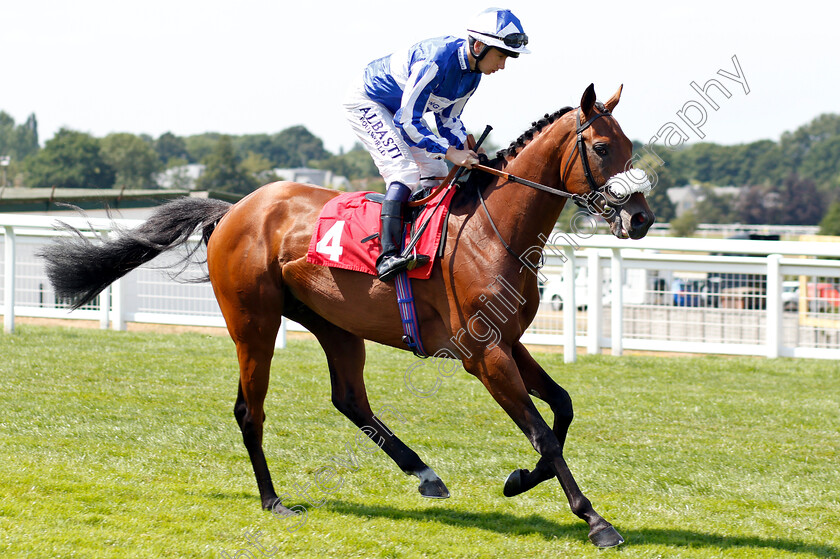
[{"xmin": 343, "ymin": 7, "xmax": 530, "ymax": 281}]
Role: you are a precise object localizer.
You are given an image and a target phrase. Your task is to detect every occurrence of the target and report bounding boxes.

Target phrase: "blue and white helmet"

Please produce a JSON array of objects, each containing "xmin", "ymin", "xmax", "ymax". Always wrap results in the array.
[{"xmin": 467, "ymin": 8, "xmax": 530, "ymax": 57}]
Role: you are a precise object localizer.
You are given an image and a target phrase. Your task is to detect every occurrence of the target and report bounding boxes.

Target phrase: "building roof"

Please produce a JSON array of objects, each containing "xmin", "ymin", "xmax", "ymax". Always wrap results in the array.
[{"xmin": 0, "ymin": 187, "xmax": 239, "ymax": 216}]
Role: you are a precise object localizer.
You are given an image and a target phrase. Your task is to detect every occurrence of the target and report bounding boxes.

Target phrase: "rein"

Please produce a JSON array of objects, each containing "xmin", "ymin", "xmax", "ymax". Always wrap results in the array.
[
  {"xmin": 473, "ymin": 106, "xmax": 616, "ymax": 203},
  {"xmin": 413, "ymin": 107, "xmax": 615, "ymax": 206},
  {"xmin": 406, "ymin": 107, "xmax": 619, "ymax": 269}
]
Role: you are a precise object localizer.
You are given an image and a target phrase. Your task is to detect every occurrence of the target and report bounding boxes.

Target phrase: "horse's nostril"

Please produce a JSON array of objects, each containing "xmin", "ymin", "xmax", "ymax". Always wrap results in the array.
[{"xmin": 631, "ymin": 212, "xmax": 647, "ymax": 228}]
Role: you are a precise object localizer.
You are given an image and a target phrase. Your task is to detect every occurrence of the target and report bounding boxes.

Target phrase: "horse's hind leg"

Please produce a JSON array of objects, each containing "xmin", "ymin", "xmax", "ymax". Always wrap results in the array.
[
  {"xmin": 210, "ymin": 258, "xmax": 288, "ymax": 511},
  {"xmin": 295, "ymin": 311, "xmax": 449, "ymax": 498},
  {"xmin": 229, "ymin": 322, "xmax": 288, "ymax": 512}
]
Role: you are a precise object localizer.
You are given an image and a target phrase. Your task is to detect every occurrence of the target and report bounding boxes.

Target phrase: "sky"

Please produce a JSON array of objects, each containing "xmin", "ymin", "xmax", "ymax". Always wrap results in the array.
[{"xmin": 1, "ymin": 0, "xmax": 837, "ymax": 156}]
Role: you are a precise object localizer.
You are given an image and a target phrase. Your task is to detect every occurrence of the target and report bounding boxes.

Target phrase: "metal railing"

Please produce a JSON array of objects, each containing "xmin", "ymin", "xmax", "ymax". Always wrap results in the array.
[{"xmin": 2, "ymin": 214, "xmax": 839, "ymax": 360}]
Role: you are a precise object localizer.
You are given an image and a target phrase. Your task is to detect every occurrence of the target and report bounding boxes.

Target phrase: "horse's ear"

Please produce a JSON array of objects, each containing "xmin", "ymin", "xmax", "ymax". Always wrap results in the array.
[
  {"xmin": 605, "ymin": 84, "xmax": 623, "ymax": 112},
  {"xmin": 580, "ymin": 83, "xmax": 596, "ymax": 118}
]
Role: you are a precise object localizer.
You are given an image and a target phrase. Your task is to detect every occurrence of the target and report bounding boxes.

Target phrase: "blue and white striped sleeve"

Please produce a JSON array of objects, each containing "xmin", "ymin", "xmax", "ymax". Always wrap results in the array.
[
  {"xmin": 435, "ymin": 90, "xmax": 473, "ymax": 150},
  {"xmin": 394, "ymin": 62, "xmax": 450, "ymax": 158}
]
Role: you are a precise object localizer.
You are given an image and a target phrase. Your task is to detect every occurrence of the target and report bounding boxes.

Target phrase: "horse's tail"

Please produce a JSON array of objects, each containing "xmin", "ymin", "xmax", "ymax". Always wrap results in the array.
[{"xmin": 39, "ymin": 197, "xmax": 232, "ymax": 310}]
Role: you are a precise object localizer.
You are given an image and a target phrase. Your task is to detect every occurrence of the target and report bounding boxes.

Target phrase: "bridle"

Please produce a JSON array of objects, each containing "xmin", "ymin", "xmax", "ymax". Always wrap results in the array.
[
  {"xmin": 472, "ymin": 106, "xmax": 618, "ymax": 270},
  {"xmin": 562, "ymin": 106, "xmax": 615, "ymax": 195}
]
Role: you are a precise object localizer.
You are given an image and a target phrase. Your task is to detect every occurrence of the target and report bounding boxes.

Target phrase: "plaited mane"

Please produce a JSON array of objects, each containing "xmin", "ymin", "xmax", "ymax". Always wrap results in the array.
[
  {"xmin": 463, "ymin": 106, "xmax": 575, "ymax": 193},
  {"xmin": 494, "ymin": 106, "xmax": 575, "ymax": 162}
]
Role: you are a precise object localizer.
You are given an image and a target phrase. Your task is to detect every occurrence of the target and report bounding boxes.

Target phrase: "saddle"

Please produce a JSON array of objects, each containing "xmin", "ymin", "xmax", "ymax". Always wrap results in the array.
[
  {"xmin": 306, "ymin": 185, "xmax": 456, "ymax": 280},
  {"xmin": 362, "ymin": 184, "xmax": 435, "ymax": 224}
]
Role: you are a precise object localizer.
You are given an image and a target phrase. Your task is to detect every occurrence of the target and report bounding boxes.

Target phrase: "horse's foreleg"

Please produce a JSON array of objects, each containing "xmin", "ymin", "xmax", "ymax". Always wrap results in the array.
[
  {"xmin": 302, "ymin": 315, "xmax": 449, "ymax": 499},
  {"xmin": 471, "ymin": 346, "xmax": 623, "ymax": 548},
  {"xmin": 503, "ymin": 341, "xmax": 573, "ymax": 497}
]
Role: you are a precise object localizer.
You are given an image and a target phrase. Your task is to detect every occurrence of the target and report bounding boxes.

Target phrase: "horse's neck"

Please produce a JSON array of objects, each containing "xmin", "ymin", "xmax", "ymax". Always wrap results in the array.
[{"xmin": 482, "ymin": 126, "xmax": 573, "ymax": 257}]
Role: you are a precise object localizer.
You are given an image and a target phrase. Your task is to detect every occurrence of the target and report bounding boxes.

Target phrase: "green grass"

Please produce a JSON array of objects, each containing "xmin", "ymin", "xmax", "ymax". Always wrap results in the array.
[{"xmin": 1, "ymin": 325, "xmax": 838, "ymax": 558}]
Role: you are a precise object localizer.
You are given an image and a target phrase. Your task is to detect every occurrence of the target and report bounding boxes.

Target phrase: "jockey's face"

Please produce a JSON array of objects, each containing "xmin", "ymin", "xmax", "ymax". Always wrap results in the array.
[
  {"xmin": 470, "ymin": 42, "xmax": 509, "ymax": 75},
  {"xmin": 477, "ymin": 48, "xmax": 509, "ymax": 75}
]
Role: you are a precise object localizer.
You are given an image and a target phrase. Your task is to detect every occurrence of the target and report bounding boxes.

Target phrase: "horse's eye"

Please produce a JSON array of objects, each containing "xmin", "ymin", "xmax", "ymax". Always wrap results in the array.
[{"xmin": 593, "ymin": 143, "xmax": 608, "ymax": 157}]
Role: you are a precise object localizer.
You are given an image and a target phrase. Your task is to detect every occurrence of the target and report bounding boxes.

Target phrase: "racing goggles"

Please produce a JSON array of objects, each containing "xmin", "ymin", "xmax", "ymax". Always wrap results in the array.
[{"xmin": 502, "ymin": 33, "xmax": 529, "ymax": 48}]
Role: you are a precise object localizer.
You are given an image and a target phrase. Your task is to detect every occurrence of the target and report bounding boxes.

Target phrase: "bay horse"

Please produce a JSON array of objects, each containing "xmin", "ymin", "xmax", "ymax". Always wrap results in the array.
[{"xmin": 40, "ymin": 84, "xmax": 654, "ymax": 548}]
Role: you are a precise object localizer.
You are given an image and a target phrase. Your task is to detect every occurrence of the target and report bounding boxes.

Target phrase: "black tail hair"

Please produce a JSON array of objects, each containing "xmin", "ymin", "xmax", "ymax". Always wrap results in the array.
[{"xmin": 39, "ymin": 197, "xmax": 232, "ymax": 310}]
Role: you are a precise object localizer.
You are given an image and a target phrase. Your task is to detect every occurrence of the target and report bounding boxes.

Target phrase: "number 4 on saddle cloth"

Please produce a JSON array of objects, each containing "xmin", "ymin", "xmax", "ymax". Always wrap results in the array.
[
  {"xmin": 306, "ymin": 187, "xmax": 455, "ymax": 279},
  {"xmin": 306, "ymin": 186, "xmax": 457, "ymax": 357}
]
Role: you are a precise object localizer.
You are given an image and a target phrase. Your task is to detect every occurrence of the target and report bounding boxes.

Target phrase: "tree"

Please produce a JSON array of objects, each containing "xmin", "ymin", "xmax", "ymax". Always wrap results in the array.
[
  {"xmin": 310, "ymin": 144, "xmax": 379, "ymax": 181},
  {"xmin": 241, "ymin": 152, "xmax": 278, "ymax": 184},
  {"xmin": 155, "ymin": 132, "xmax": 190, "ymax": 165},
  {"xmin": 818, "ymin": 200, "xmax": 840, "ymax": 236},
  {"xmin": 776, "ymin": 173, "xmax": 824, "ymax": 225},
  {"xmin": 670, "ymin": 210, "xmax": 698, "ymax": 237},
  {"xmin": 236, "ymin": 134, "xmax": 289, "ymax": 167},
  {"xmin": 0, "ymin": 111, "xmax": 39, "ymax": 163},
  {"xmin": 800, "ymin": 135, "xmax": 840, "ymax": 192},
  {"xmin": 240, "ymin": 152, "xmax": 275, "ymax": 175},
  {"xmin": 747, "ymin": 140, "xmax": 784, "ymax": 186},
  {"xmin": 778, "ymin": 113, "xmax": 840, "ymax": 170},
  {"xmin": 735, "ymin": 184, "xmax": 768, "ymax": 224},
  {"xmin": 734, "ymin": 174, "xmax": 824, "ymax": 226},
  {"xmin": 692, "ymin": 186, "xmax": 738, "ymax": 224},
  {"xmin": 637, "ymin": 153, "xmax": 677, "ymax": 223},
  {"xmin": 191, "ymin": 125, "xmax": 330, "ymax": 169},
  {"xmin": 185, "ymin": 133, "xmax": 223, "ymax": 164},
  {"xmin": 101, "ymin": 132, "xmax": 162, "ymax": 189},
  {"xmin": 23, "ymin": 128, "xmax": 115, "ymax": 189},
  {"xmin": 195, "ymin": 135, "xmax": 258, "ymax": 194},
  {"xmin": 274, "ymin": 125, "xmax": 330, "ymax": 166}
]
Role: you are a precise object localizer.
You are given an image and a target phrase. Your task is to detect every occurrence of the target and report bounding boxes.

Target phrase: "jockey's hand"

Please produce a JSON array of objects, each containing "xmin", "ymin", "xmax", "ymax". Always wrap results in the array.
[{"xmin": 446, "ymin": 147, "xmax": 479, "ymax": 169}]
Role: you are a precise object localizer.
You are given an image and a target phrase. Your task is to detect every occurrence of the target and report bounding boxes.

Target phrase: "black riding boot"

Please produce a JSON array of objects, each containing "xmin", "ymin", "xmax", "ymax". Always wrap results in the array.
[{"xmin": 376, "ymin": 183, "xmax": 429, "ymax": 282}]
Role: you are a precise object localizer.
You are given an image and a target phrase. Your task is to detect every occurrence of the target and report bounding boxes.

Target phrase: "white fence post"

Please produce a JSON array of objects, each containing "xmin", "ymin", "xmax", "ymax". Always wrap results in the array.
[
  {"xmin": 111, "ymin": 278, "xmax": 125, "ymax": 331},
  {"xmin": 99, "ymin": 285, "xmax": 110, "ymax": 330},
  {"xmin": 611, "ymin": 248, "xmax": 624, "ymax": 356},
  {"xmin": 275, "ymin": 317, "xmax": 287, "ymax": 350},
  {"xmin": 563, "ymin": 247, "xmax": 576, "ymax": 363},
  {"xmin": 587, "ymin": 249, "xmax": 603, "ymax": 355},
  {"xmin": 3, "ymin": 225, "xmax": 15, "ymax": 333},
  {"xmin": 766, "ymin": 254, "xmax": 782, "ymax": 359}
]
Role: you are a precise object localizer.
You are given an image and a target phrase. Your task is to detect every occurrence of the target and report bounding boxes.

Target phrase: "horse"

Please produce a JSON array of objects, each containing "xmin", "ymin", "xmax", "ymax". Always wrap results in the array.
[{"xmin": 40, "ymin": 84, "xmax": 654, "ymax": 548}]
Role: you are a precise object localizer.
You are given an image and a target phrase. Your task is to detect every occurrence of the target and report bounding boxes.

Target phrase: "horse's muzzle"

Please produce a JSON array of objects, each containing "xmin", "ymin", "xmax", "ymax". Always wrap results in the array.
[
  {"xmin": 608, "ymin": 204, "xmax": 655, "ymax": 239},
  {"xmin": 628, "ymin": 208, "xmax": 655, "ymax": 239}
]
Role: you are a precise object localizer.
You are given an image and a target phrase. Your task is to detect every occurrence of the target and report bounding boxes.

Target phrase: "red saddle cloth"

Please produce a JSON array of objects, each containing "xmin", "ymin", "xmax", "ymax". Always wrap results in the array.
[{"xmin": 306, "ymin": 188, "xmax": 455, "ymax": 280}]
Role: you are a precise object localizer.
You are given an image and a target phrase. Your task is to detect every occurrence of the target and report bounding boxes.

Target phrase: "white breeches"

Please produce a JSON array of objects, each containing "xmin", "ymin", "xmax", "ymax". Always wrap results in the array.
[{"xmin": 343, "ymin": 85, "xmax": 448, "ymax": 191}]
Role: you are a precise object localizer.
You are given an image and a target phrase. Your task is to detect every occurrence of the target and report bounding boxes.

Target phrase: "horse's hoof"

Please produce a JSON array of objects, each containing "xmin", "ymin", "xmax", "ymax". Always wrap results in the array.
[
  {"xmin": 503, "ymin": 468, "xmax": 527, "ymax": 497},
  {"xmin": 265, "ymin": 497, "xmax": 293, "ymax": 516},
  {"xmin": 418, "ymin": 478, "xmax": 450, "ymax": 499},
  {"xmin": 588, "ymin": 523, "xmax": 625, "ymax": 548}
]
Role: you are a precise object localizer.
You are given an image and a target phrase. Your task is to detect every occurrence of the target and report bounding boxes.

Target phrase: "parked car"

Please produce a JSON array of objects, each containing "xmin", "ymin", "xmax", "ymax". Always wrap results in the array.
[
  {"xmin": 805, "ymin": 282, "xmax": 840, "ymax": 312},
  {"xmin": 782, "ymin": 281, "xmax": 799, "ymax": 311},
  {"xmin": 706, "ymin": 273, "xmax": 766, "ymax": 310},
  {"xmin": 671, "ymin": 277, "xmax": 707, "ymax": 307},
  {"xmin": 542, "ymin": 263, "xmax": 654, "ymax": 311},
  {"xmin": 541, "ymin": 270, "xmax": 598, "ymax": 311}
]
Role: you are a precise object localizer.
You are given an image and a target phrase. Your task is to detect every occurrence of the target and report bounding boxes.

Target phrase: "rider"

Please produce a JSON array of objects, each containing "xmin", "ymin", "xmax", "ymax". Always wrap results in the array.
[{"xmin": 343, "ymin": 7, "xmax": 530, "ymax": 281}]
